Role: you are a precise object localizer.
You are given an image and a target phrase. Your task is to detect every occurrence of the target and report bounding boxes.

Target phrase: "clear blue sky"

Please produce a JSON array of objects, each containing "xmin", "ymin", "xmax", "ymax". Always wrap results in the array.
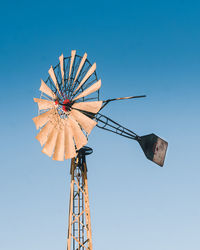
[{"xmin": 1, "ymin": 0, "xmax": 200, "ymax": 249}]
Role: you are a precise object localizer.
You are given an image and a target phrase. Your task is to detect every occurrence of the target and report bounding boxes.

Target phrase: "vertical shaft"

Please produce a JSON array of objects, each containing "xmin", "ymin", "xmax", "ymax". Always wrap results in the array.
[{"xmin": 67, "ymin": 147, "xmax": 93, "ymax": 250}]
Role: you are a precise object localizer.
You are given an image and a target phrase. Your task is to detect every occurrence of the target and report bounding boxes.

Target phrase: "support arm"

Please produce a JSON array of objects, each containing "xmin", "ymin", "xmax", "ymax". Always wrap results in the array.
[
  {"xmin": 71, "ymin": 108, "xmax": 168, "ymax": 167},
  {"xmin": 95, "ymin": 112, "xmax": 140, "ymax": 140}
]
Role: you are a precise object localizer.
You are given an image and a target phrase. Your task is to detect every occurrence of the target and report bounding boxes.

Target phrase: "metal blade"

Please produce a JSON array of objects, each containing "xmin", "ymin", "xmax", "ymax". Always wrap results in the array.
[
  {"xmin": 42, "ymin": 126, "xmax": 58, "ymax": 157},
  {"xmin": 65, "ymin": 119, "xmax": 77, "ymax": 159},
  {"xmin": 138, "ymin": 133, "xmax": 168, "ymax": 167},
  {"xmin": 73, "ymin": 80, "xmax": 101, "ymax": 101},
  {"xmin": 72, "ymin": 101, "xmax": 102, "ymax": 114},
  {"xmin": 33, "ymin": 98, "xmax": 54, "ymax": 110},
  {"xmin": 48, "ymin": 66, "xmax": 62, "ymax": 96},
  {"xmin": 59, "ymin": 54, "xmax": 65, "ymax": 87},
  {"xmin": 35, "ymin": 120, "xmax": 54, "ymax": 146},
  {"xmin": 39, "ymin": 80, "xmax": 56, "ymax": 99},
  {"xmin": 72, "ymin": 52, "xmax": 87, "ymax": 87},
  {"xmin": 68, "ymin": 50, "xmax": 76, "ymax": 84},
  {"xmin": 73, "ymin": 62, "xmax": 96, "ymax": 94},
  {"xmin": 53, "ymin": 126, "xmax": 65, "ymax": 161},
  {"xmin": 70, "ymin": 109, "xmax": 97, "ymax": 135},
  {"xmin": 68, "ymin": 116, "xmax": 87, "ymax": 150},
  {"xmin": 32, "ymin": 109, "xmax": 54, "ymax": 130}
]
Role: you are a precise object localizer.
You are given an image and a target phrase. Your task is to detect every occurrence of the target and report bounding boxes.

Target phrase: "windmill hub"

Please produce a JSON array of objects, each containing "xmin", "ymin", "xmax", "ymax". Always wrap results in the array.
[{"xmin": 62, "ymin": 98, "xmax": 72, "ymax": 112}]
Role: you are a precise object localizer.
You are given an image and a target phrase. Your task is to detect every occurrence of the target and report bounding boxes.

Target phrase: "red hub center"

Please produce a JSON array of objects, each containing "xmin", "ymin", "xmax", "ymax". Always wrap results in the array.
[{"xmin": 62, "ymin": 99, "xmax": 71, "ymax": 112}]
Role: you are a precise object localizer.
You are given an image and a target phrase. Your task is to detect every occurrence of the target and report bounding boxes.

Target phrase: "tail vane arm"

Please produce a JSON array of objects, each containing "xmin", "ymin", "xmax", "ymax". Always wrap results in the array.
[{"xmin": 71, "ymin": 107, "xmax": 168, "ymax": 167}]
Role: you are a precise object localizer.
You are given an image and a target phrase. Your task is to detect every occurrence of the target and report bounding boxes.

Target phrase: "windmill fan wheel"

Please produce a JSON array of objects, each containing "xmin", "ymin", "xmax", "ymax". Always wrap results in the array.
[{"xmin": 33, "ymin": 50, "xmax": 102, "ymax": 161}]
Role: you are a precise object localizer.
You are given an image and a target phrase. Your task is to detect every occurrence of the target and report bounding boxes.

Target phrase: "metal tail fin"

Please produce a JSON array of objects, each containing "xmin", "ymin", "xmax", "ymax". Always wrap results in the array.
[{"xmin": 138, "ymin": 133, "xmax": 168, "ymax": 167}]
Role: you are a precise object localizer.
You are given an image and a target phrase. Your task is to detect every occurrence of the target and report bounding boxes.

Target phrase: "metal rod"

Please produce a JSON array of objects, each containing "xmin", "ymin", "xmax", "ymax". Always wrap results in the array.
[
  {"xmin": 100, "ymin": 95, "xmax": 146, "ymax": 110},
  {"xmin": 103, "ymin": 95, "xmax": 146, "ymax": 103},
  {"xmin": 71, "ymin": 106, "xmax": 140, "ymax": 141}
]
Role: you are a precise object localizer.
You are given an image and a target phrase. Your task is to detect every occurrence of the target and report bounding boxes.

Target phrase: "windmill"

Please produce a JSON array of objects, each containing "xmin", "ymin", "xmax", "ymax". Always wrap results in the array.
[{"xmin": 33, "ymin": 50, "xmax": 168, "ymax": 250}]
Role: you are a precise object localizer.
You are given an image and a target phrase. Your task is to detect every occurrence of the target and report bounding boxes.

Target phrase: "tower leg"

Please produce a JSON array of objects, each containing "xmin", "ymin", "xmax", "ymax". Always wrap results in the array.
[{"xmin": 67, "ymin": 147, "xmax": 93, "ymax": 250}]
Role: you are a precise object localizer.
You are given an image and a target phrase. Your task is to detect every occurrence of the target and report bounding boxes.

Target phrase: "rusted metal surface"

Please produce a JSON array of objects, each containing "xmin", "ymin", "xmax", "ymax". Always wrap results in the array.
[{"xmin": 138, "ymin": 134, "xmax": 168, "ymax": 167}]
